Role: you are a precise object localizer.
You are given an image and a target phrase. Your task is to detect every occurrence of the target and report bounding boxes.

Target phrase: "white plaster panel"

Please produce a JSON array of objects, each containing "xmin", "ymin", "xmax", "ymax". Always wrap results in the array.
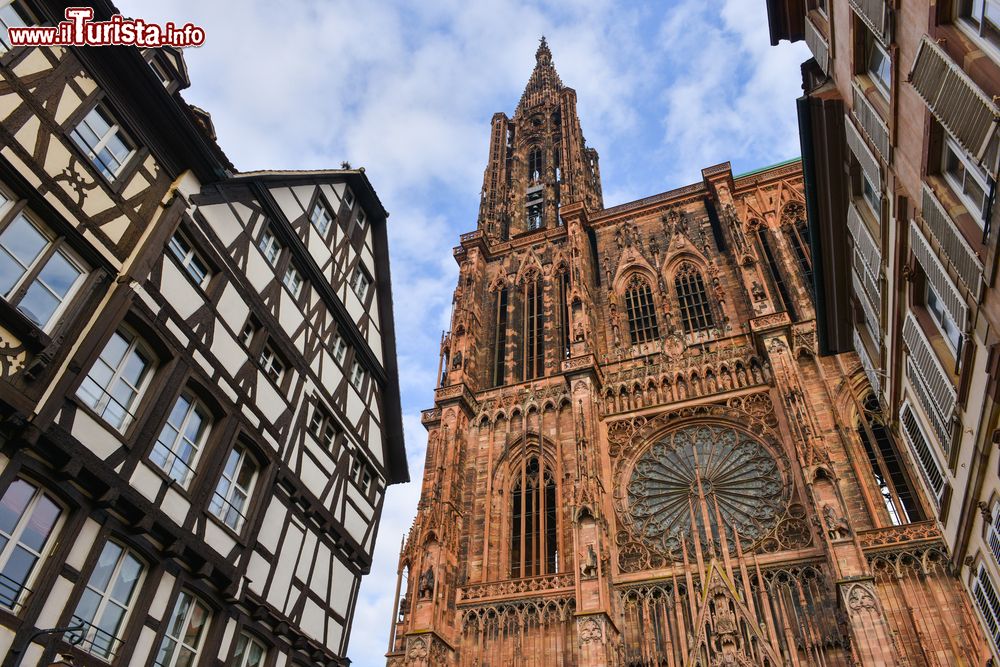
[
  {"xmin": 296, "ymin": 528, "xmax": 317, "ymax": 582},
  {"xmin": 268, "ymin": 523, "xmax": 303, "ymax": 611},
  {"xmin": 128, "ymin": 462, "xmax": 162, "ymax": 504},
  {"xmin": 161, "ymin": 486, "xmax": 190, "ymax": 526},
  {"xmin": 149, "ymin": 571, "xmax": 176, "ymax": 620},
  {"xmin": 36, "ymin": 576, "xmax": 73, "ymax": 627},
  {"xmin": 211, "ymin": 320, "xmax": 246, "ymax": 376},
  {"xmin": 12, "ymin": 48, "xmax": 52, "ymax": 77},
  {"xmin": 164, "ymin": 318, "xmax": 190, "ymax": 348},
  {"xmin": 70, "ymin": 411, "xmax": 123, "ymax": 461},
  {"xmin": 257, "ymin": 499, "xmax": 288, "ymax": 553},
  {"xmin": 327, "ymin": 620, "xmax": 344, "ymax": 655},
  {"xmin": 270, "ymin": 187, "xmax": 304, "ymax": 225},
  {"xmin": 246, "ymin": 552, "xmax": 271, "ymax": 596},
  {"xmin": 330, "ymin": 557, "xmax": 353, "ymax": 616},
  {"xmin": 255, "ymin": 376, "xmax": 286, "ymax": 424},
  {"xmin": 204, "ymin": 520, "xmax": 237, "ymax": 557},
  {"xmin": 343, "ymin": 503, "xmax": 367, "ymax": 543},
  {"xmin": 345, "ymin": 485, "xmax": 372, "ymax": 517},
  {"xmin": 277, "ymin": 289, "xmax": 301, "ymax": 340},
  {"xmin": 200, "ymin": 203, "xmax": 242, "ymax": 246},
  {"xmin": 65, "ymin": 518, "xmax": 101, "ymax": 570},
  {"xmin": 300, "ymin": 599, "xmax": 325, "ymax": 643},
  {"xmin": 213, "ymin": 280, "xmax": 249, "ymax": 329},
  {"xmin": 128, "ymin": 627, "xmax": 156, "ymax": 667},
  {"xmin": 311, "ymin": 544, "xmax": 331, "ymax": 593},
  {"xmin": 244, "ymin": 251, "xmax": 273, "ymax": 294},
  {"xmin": 161, "ymin": 260, "xmax": 204, "ymax": 319},
  {"xmin": 346, "ymin": 390, "xmax": 364, "ymax": 426}
]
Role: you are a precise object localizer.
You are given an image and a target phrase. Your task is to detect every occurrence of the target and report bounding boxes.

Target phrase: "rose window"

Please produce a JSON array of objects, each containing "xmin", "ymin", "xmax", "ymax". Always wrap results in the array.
[{"xmin": 627, "ymin": 424, "xmax": 786, "ymax": 557}]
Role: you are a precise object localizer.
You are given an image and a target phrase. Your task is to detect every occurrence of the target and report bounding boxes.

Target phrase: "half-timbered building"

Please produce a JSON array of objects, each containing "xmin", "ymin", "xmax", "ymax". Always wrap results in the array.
[{"xmin": 0, "ymin": 1, "xmax": 407, "ymax": 665}]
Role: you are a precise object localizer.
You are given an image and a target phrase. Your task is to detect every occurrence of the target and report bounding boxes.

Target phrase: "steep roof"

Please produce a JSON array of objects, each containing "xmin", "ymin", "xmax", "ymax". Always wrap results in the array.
[{"xmin": 516, "ymin": 37, "xmax": 564, "ymax": 115}]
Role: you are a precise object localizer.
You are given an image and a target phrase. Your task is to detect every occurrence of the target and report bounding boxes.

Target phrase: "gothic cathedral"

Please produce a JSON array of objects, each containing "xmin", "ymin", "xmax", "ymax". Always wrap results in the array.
[{"xmin": 385, "ymin": 39, "xmax": 989, "ymax": 666}]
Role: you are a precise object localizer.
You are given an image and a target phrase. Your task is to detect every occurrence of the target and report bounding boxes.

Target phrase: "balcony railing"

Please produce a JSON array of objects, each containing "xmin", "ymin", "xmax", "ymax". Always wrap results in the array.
[
  {"xmin": 921, "ymin": 184, "xmax": 983, "ymax": 299},
  {"xmin": 902, "ymin": 311, "xmax": 956, "ymax": 433},
  {"xmin": 805, "ymin": 15, "xmax": 830, "ymax": 74},
  {"xmin": 851, "ymin": 82, "xmax": 891, "ymax": 162}
]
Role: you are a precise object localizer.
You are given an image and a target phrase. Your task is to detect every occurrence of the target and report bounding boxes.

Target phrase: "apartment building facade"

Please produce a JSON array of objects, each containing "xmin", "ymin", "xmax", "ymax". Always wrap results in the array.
[{"xmin": 766, "ymin": 0, "xmax": 1000, "ymax": 655}]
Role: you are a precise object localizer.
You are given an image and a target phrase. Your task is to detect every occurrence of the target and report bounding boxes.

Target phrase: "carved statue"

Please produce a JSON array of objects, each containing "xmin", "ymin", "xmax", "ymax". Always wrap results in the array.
[
  {"xmin": 581, "ymin": 544, "xmax": 598, "ymax": 578},
  {"xmin": 823, "ymin": 504, "xmax": 851, "ymax": 540},
  {"xmin": 397, "ymin": 595, "xmax": 408, "ymax": 622},
  {"xmin": 451, "ymin": 350, "xmax": 463, "ymax": 370},
  {"xmin": 418, "ymin": 566, "xmax": 435, "ymax": 599},
  {"xmin": 751, "ymin": 281, "xmax": 766, "ymax": 301}
]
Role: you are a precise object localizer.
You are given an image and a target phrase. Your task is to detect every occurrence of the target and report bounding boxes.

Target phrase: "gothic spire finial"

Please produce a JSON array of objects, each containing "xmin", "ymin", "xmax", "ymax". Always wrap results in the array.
[{"xmin": 535, "ymin": 35, "xmax": 552, "ymax": 65}]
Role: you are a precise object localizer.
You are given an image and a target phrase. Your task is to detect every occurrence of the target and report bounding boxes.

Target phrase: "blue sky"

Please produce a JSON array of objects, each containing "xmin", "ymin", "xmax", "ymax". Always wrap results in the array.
[{"xmin": 119, "ymin": 1, "xmax": 808, "ymax": 664}]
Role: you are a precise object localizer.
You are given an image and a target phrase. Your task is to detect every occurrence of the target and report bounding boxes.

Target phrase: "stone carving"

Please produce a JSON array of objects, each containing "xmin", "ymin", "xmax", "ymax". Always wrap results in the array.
[
  {"xmin": 844, "ymin": 582, "xmax": 879, "ymax": 615},
  {"xmin": 581, "ymin": 544, "xmax": 598, "ymax": 578},
  {"xmin": 418, "ymin": 566, "xmax": 435, "ymax": 599},
  {"xmin": 578, "ymin": 617, "xmax": 603, "ymax": 644},
  {"xmin": 823, "ymin": 504, "xmax": 851, "ymax": 540}
]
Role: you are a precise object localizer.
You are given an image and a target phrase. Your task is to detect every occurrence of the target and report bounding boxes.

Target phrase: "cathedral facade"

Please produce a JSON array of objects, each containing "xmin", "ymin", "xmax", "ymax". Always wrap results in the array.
[{"xmin": 385, "ymin": 39, "xmax": 988, "ymax": 666}]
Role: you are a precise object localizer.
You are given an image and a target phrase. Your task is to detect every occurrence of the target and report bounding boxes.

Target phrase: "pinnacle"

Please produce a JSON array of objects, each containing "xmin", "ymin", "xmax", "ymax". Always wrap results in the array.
[{"xmin": 516, "ymin": 36, "xmax": 563, "ymax": 115}]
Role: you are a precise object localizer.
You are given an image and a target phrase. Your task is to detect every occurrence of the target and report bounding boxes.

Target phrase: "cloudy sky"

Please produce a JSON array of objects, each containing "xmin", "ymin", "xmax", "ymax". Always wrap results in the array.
[{"xmin": 119, "ymin": 0, "xmax": 808, "ymax": 663}]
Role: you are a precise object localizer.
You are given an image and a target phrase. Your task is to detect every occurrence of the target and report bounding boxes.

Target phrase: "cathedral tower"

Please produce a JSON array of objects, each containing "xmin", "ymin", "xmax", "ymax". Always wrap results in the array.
[{"xmin": 385, "ymin": 40, "xmax": 989, "ymax": 666}]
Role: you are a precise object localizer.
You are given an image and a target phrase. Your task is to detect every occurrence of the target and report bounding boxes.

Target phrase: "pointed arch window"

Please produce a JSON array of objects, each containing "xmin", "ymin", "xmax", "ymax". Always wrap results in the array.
[
  {"xmin": 528, "ymin": 146, "xmax": 543, "ymax": 182},
  {"xmin": 857, "ymin": 393, "xmax": 923, "ymax": 525},
  {"xmin": 491, "ymin": 287, "xmax": 508, "ymax": 387},
  {"xmin": 510, "ymin": 456, "xmax": 557, "ymax": 578},
  {"xmin": 624, "ymin": 275, "xmax": 659, "ymax": 344},
  {"xmin": 784, "ymin": 209, "xmax": 814, "ymax": 297},
  {"xmin": 522, "ymin": 276, "xmax": 544, "ymax": 381},
  {"xmin": 674, "ymin": 264, "xmax": 714, "ymax": 333}
]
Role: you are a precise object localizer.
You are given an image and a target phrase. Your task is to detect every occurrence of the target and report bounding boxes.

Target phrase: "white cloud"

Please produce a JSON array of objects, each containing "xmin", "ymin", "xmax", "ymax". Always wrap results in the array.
[{"xmin": 116, "ymin": 2, "xmax": 809, "ymax": 665}]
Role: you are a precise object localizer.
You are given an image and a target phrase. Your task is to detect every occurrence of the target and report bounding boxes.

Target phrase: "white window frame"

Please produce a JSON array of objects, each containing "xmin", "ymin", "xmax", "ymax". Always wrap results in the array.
[
  {"xmin": 357, "ymin": 207, "xmax": 367, "ymax": 229},
  {"xmin": 209, "ymin": 445, "xmax": 258, "ymax": 532},
  {"xmin": 76, "ymin": 329, "xmax": 154, "ymax": 432},
  {"xmin": 0, "ymin": 479, "xmax": 61, "ymax": 612},
  {"xmin": 0, "ymin": 1, "xmax": 32, "ymax": 52},
  {"xmin": 344, "ymin": 187, "xmax": 355, "ymax": 209},
  {"xmin": 0, "ymin": 212, "xmax": 86, "ymax": 331},
  {"xmin": 259, "ymin": 344, "xmax": 284, "ymax": 384},
  {"xmin": 70, "ymin": 541, "xmax": 145, "ymax": 660},
  {"xmin": 941, "ymin": 136, "xmax": 991, "ymax": 227},
  {"xmin": 258, "ymin": 229, "xmax": 281, "ymax": 267},
  {"xmin": 957, "ymin": 0, "xmax": 1000, "ymax": 60},
  {"xmin": 351, "ymin": 267, "xmax": 371, "ymax": 301},
  {"xmin": 308, "ymin": 403, "xmax": 341, "ymax": 449},
  {"xmin": 240, "ymin": 320, "xmax": 256, "ymax": 348},
  {"xmin": 70, "ymin": 104, "xmax": 136, "ymax": 181},
  {"xmin": 310, "ymin": 200, "xmax": 332, "ymax": 236},
  {"xmin": 864, "ymin": 27, "xmax": 891, "ymax": 97},
  {"xmin": 282, "ymin": 264, "xmax": 304, "ymax": 298},
  {"xmin": 167, "ymin": 231, "xmax": 210, "ymax": 287},
  {"xmin": 232, "ymin": 633, "xmax": 267, "ymax": 667},
  {"xmin": 861, "ymin": 169, "xmax": 882, "ymax": 218},
  {"xmin": 349, "ymin": 359, "xmax": 365, "ymax": 390},
  {"xmin": 155, "ymin": 591, "xmax": 210, "ymax": 667},
  {"xmin": 925, "ymin": 281, "xmax": 963, "ymax": 354},
  {"xmin": 150, "ymin": 393, "xmax": 210, "ymax": 488},
  {"xmin": 988, "ymin": 501, "xmax": 1000, "ymax": 571},
  {"xmin": 974, "ymin": 562, "xmax": 1000, "ymax": 652},
  {"xmin": 332, "ymin": 334, "xmax": 347, "ymax": 365}
]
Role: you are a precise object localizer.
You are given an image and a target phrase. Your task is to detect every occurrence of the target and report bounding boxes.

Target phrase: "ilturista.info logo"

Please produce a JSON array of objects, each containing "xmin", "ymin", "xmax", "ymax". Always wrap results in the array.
[{"xmin": 8, "ymin": 7, "xmax": 205, "ymax": 48}]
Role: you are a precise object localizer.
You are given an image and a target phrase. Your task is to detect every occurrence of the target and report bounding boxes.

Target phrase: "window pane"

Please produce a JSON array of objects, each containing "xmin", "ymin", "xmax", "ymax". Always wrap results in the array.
[
  {"xmin": 0, "ymin": 216, "xmax": 47, "ymax": 294},
  {"xmin": 89, "ymin": 542, "xmax": 124, "ymax": 593},
  {"xmin": 110, "ymin": 554, "xmax": 142, "ymax": 604},
  {"xmin": 20, "ymin": 494, "xmax": 59, "ymax": 551},
  {"xmin": 0, "ymin": 480, "xmax": 34, "ymax": 535}
]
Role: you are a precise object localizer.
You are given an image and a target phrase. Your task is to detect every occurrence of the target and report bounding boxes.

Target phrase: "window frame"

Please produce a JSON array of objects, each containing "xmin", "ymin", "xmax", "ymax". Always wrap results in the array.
[
  {"xmin": 166, "ymin": 229, "xmax": 211, "ymax": 288},
  {"xmin": 349, "ymin": 359, "xmax": 366, "ymax": 391},
  {"xmin": 208, "ymin": 443, "xmax": 259, "ymax": 533},
  {"xmin": 957, "ymin": 0, "xmax": 1000, "ymax": 57},
  {"xmin": 862, "ymin": 25, "xmax": 891, "ymax": 97},
  {"xmin": 154, "ymin": 590, "xmax": 211, "ymax": 667},
  {"xmin": 0, "ymin": 478, "xmax": 63, "ymax": 613},
  {"xmin": 623, "ymin": 275, "xmax": 660, "ymax": 345},
  {"xmin": 941, "ymin": 135, "xmax": 991, "ymax": 227},
  {"xmin": 332, "ymin": 333, "xmax": 348, "ymax": 366},
  {"xmin": 309, "ymin": 198, "xmax": 333, "ymax": 236},
  {"xmin": 149, "ymin": 392, "xmax": 212, "ymax": 488},
  {"xmin": 0, "ymin": 1, "xmax": 33, "ymax": 54},
  {"xmin": 69, "ymin": 102, "xmax": 137, "ymax": 182},
  {"xmin": 231, "ymin": 632, "xmax": 268, "ymax": 667},
  {"xmin": 259, "ymin": 342, "xmax": 286, "ymax": 386},
  {"xmin": 282, "ymin": 263, "xmax": 305, "ymax": 299},
  {"xmin": 76, "ymin": 328, "xmax": 156, "ymax": 433},
  {"xmin": 308, "ymin": 401, "xmax": 342, "ymax": 451},
  {"xmin": 674, "ymin": 264, "xmax": 715, "ymax": 334},
  {"xmin": 924, "ymin": 280, "xmax": 963, "ymax": 355},
  {"xmin": 69, "ymin": 540, "xmax": 146, "ymax": 661},
  {"xmin": 350, "ymin": 265, "xmax": 372, "ymax": 302},
  {"xmin": 257, "ymin": 227, "xmax": 282, "ymax": 268},
  {"xmin": 0, "ymin": 208, "xmax": 87, "ymax": 332}
]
